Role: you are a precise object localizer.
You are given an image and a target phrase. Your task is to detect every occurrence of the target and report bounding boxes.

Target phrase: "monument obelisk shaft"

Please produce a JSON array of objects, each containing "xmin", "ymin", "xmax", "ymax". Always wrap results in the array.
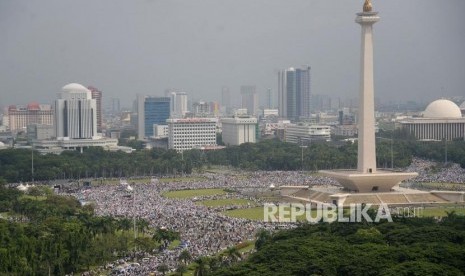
[
  {"xmin": 319, "ymin": 1, "xmax": 417, "ymax": 193},
  {"xmin": 356, "ymin": 1, "xmax": 379, "ymax": 174}
]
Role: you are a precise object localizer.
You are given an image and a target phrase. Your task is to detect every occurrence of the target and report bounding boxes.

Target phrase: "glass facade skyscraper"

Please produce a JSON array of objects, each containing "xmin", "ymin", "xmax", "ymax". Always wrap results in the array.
[
  {"xmin": 144, "ymin": 97, "xmax": 170, "ymax": 137},
  {"xmin": 278, "ymin": 66, "xmax": 311, "ymax": 121}
]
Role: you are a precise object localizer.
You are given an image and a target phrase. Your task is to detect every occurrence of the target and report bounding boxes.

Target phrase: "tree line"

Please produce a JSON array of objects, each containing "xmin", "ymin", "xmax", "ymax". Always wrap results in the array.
[
  {"xmin": 0, "ymin": 185, "xmax": 188, "ymax": 275},
  {"xmin": 0, "ymin": 186, "xmax": 139, "ymax": 274},
  {"xmin": 1, "ymin": 133, "xmax": 464, "ymax": 183},
  {"xmin": 211, "ymin": 214, "xmax": 465, "ymax": 275}
]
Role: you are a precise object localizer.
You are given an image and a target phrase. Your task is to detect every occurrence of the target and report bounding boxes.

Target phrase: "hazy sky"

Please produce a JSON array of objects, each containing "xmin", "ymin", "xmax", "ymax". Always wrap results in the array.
[{"xmin": 1, "ymin": 0, "xmax": 464, "ymax": 109}]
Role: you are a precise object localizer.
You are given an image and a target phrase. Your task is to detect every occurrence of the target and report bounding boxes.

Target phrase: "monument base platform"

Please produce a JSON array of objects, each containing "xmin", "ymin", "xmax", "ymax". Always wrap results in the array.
[
  {"xmin": 319, "ymin": 170, "xmax": 418, "ymax": 193},
  {"xmin": 280, "ymin": 186, "xmax": 464, "ymax": 207}
]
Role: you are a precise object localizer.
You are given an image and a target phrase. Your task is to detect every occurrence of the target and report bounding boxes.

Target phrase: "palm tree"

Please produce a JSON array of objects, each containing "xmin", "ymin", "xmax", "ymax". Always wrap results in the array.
[
  {"xmin": 157, "ymin": 263, "xmax": 169, "ymax": 276},
  {"xmin": 193, "ymin": 257, "xmax": 210, "ymax": 276},
  {"xmin": 178, "ymin": 249, "xmax": 192, "ymax": 265},
  {"xmin": 153, "ymin": 228, "xmax": 180, "ymax": 243},
  {"xmin": 117, "ymin": 218, "xmax": 131, "ymax": 233},
  {"xmin": 208, "ymin": 256, "xmax": 221, "ymax": 272},
  {"xmin": 255, "ymin": 229, "xmax": 271, "ymax": 250},
  {"xmin": 223, "ymin": 246, "xmax": 241, "ymax": 265},
  {"xmin": 136, "ymin": 218, "xmax": 149, "ymax": 235},
  {"xmin": 175, "ymin": 263, "xmax": 188, "ymax": 276}
]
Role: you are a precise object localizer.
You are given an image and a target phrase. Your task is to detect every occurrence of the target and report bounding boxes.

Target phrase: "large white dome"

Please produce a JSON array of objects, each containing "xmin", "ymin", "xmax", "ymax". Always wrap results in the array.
[
  {"xmin": 423, "ymin": 99, "xmax": 462, "ymax": 118},
  {"xmin": 62, "ymin": 83, "xmax": 89, "ymax": 92}
]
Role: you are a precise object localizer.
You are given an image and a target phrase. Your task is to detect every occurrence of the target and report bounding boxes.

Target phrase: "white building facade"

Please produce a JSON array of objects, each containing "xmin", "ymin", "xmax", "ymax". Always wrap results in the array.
[
  {"xmin": 55, "ymin": 83, "xmax": 97, "ymax": 139},
  {"xmin": 285, "ymin": 124, "xmax": 331, "ymax": 144},
  {"xmin": 169, "ymin": 91, "xmax": 188, "ymax": 118},
  {"xmin": 153, "ymin": 124, "xmax": 169, "ymax": 139},
  {"xmin": 221, "ymin": 116, "xmax": 257, "ymax": 146},
  {"xmin": 168, "ymin": 118, "xmax": 217, "ymax": 151},
  {"xmin": 7, "ymin": 103, "xmax": 53, "ymax": 133}
]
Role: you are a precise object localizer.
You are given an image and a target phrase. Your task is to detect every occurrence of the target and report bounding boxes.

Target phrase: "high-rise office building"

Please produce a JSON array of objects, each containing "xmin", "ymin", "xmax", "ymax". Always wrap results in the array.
[
  {"xmin": 240, "ymin": 85, "xmax": 258, "ymax": 115},
  {"xmin": 169, "ymin": 91, "xmax": 188, "ymax": 118},
  {"xmin": 278, "ymin": 66, "xmax": 311, "ymax": 120},
  {"xmin": 111, "ymin": 98, "xmax": 121, "ymax": 114},
  {"xmin": 221, "ymin": 86, "xmax": 231, "ymax": 112},
  {"xmin": 88, "ymin": 86, "xmax": 102, "ymax": 132},
  {"xmin": 55, "ymin": 83, "xmax": 97, "ymax": 139},
  {"xmin": 137, "ymin": 95, "xmax": 170, "ymax": 139},
  {"xmin": 266, "ymin": 88, "xmax": 273, "ymax": 109}
]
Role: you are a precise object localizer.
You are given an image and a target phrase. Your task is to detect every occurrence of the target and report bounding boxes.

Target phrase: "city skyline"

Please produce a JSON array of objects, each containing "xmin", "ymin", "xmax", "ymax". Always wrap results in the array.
[{"xmin": 1, "ymin": 0, "xmax": 464, "ymax": 108}]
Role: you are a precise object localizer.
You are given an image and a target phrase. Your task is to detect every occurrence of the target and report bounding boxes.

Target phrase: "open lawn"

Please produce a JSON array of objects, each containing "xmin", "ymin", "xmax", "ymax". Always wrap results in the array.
[
  {"xmin": 163, "ymin": 188, "xmax": 226, "ymax": 199},
  {"xmin": 421, "ymin": 206, "xmax": 465, "ymax": 217},
  {"xmin": 158, "ymin": 176, "xmax": 207, "ymax": 183},
  {"xmin": 418, "ymin": 182, "xmax": 465, "ymax": 190},
  {"xmin": 198, "ymin": 198, "xmax": 253, "ymax": 207},
  {"xmin": 20, "ymin": 195, "xmax": 47, "ymax": 201}
]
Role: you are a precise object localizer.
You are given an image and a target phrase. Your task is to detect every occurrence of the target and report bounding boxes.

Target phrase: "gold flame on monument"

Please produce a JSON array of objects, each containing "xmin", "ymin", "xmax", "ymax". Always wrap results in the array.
[{"xmin": 363, "ymin": 0, "xmax": 373, "ymax": 12}]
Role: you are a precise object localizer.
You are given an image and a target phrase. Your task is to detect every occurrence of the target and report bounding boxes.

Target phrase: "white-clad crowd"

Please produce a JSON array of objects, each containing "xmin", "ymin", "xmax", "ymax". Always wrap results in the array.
[{"xmin": 72, "ymin": 171, "xmax": 330, "ymax": 274}]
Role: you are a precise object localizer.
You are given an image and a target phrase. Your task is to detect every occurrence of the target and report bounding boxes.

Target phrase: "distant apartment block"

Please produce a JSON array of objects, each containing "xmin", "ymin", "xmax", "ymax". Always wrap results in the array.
[
  {"xmin": 88, "ymin": 86, "xmax": 103, "ymax": 132},
  {"xmin": 240, "ymin": 85, "xmax": 258, "ymax": 116},
  {"xmin": 168, "ymin": 118, "xmax": 217, "ymax": 151},
  {"xmin": 27, "ymin": 124, "xmax": 54, "ymax": 141},
  {"xmin": 192, "ymin": 101, "xmax": 219, "ymax": 117},
  {"xmin": 285, "ymin": 123, "xmax": 331, "ymax": 144},
  {"xmin": 6, "ymin": 103, "xmax": 53, "ymax": 133},
  {"xmin": 168, "ymin": 91, "xmax": 188, "ymax": 118},
  {"xmin": 153, "ymin": 124, "xmax": 169, "ymax": 139},
  {"xmin": 333, "ymin": 124, "xmax": 357, "ymax": 137}
]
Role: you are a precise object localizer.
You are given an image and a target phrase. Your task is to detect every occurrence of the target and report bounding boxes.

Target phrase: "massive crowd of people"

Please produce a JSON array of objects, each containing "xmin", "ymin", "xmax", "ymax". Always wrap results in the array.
[
  {"xmin": 64, "ymin": 159, "xmax": 465, "ymax": 275},
  {"xmin": 71, "ymin": 171, "xmax": 328, "ymax": 274},
  {"xmin": 407, "ymin": 158, "xmax": 465, "ymax": 185}
]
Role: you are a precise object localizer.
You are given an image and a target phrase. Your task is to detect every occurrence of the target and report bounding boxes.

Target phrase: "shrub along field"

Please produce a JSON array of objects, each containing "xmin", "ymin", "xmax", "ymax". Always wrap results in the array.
[{"xmin": 212, "ymin": 215, "xmax": 465, "ymax": 276}]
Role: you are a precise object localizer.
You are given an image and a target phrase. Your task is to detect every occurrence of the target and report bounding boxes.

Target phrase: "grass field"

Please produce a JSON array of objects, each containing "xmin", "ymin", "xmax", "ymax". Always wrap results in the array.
[
  {"xmin": 20, "ymin": 195, "xmax": 47, "ymax": 201},
  {"xmin": 421, "ymin": 207, "xmax": 465, "ymax": 217},
  {"xmin": 163, "ymin": 188, "xmax": 227, "ymax": 199},
  {"xmin": 418, "ymin": 182, "xmax": 465, "ymax": 190},
  {"xmin": 198, "ymin": 198, "xmax": 253, "ymax": 207},
  {"xmin": 158, "ymin": 176, "xmax": 207, "ymax": 183}
]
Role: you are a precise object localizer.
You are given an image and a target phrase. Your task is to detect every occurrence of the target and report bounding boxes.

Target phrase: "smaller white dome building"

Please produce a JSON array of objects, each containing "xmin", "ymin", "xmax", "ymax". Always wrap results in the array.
[
  {"xmin": 400, "ymin": 99, "xmax": 465, "ymax": 141},
  {"xmin": 62, "ymin": 83, "xmax": 89, "ymax": 92},
  {"xmin": 423, "ymin": 99, "xmax": 462, "ymax": 118}
]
